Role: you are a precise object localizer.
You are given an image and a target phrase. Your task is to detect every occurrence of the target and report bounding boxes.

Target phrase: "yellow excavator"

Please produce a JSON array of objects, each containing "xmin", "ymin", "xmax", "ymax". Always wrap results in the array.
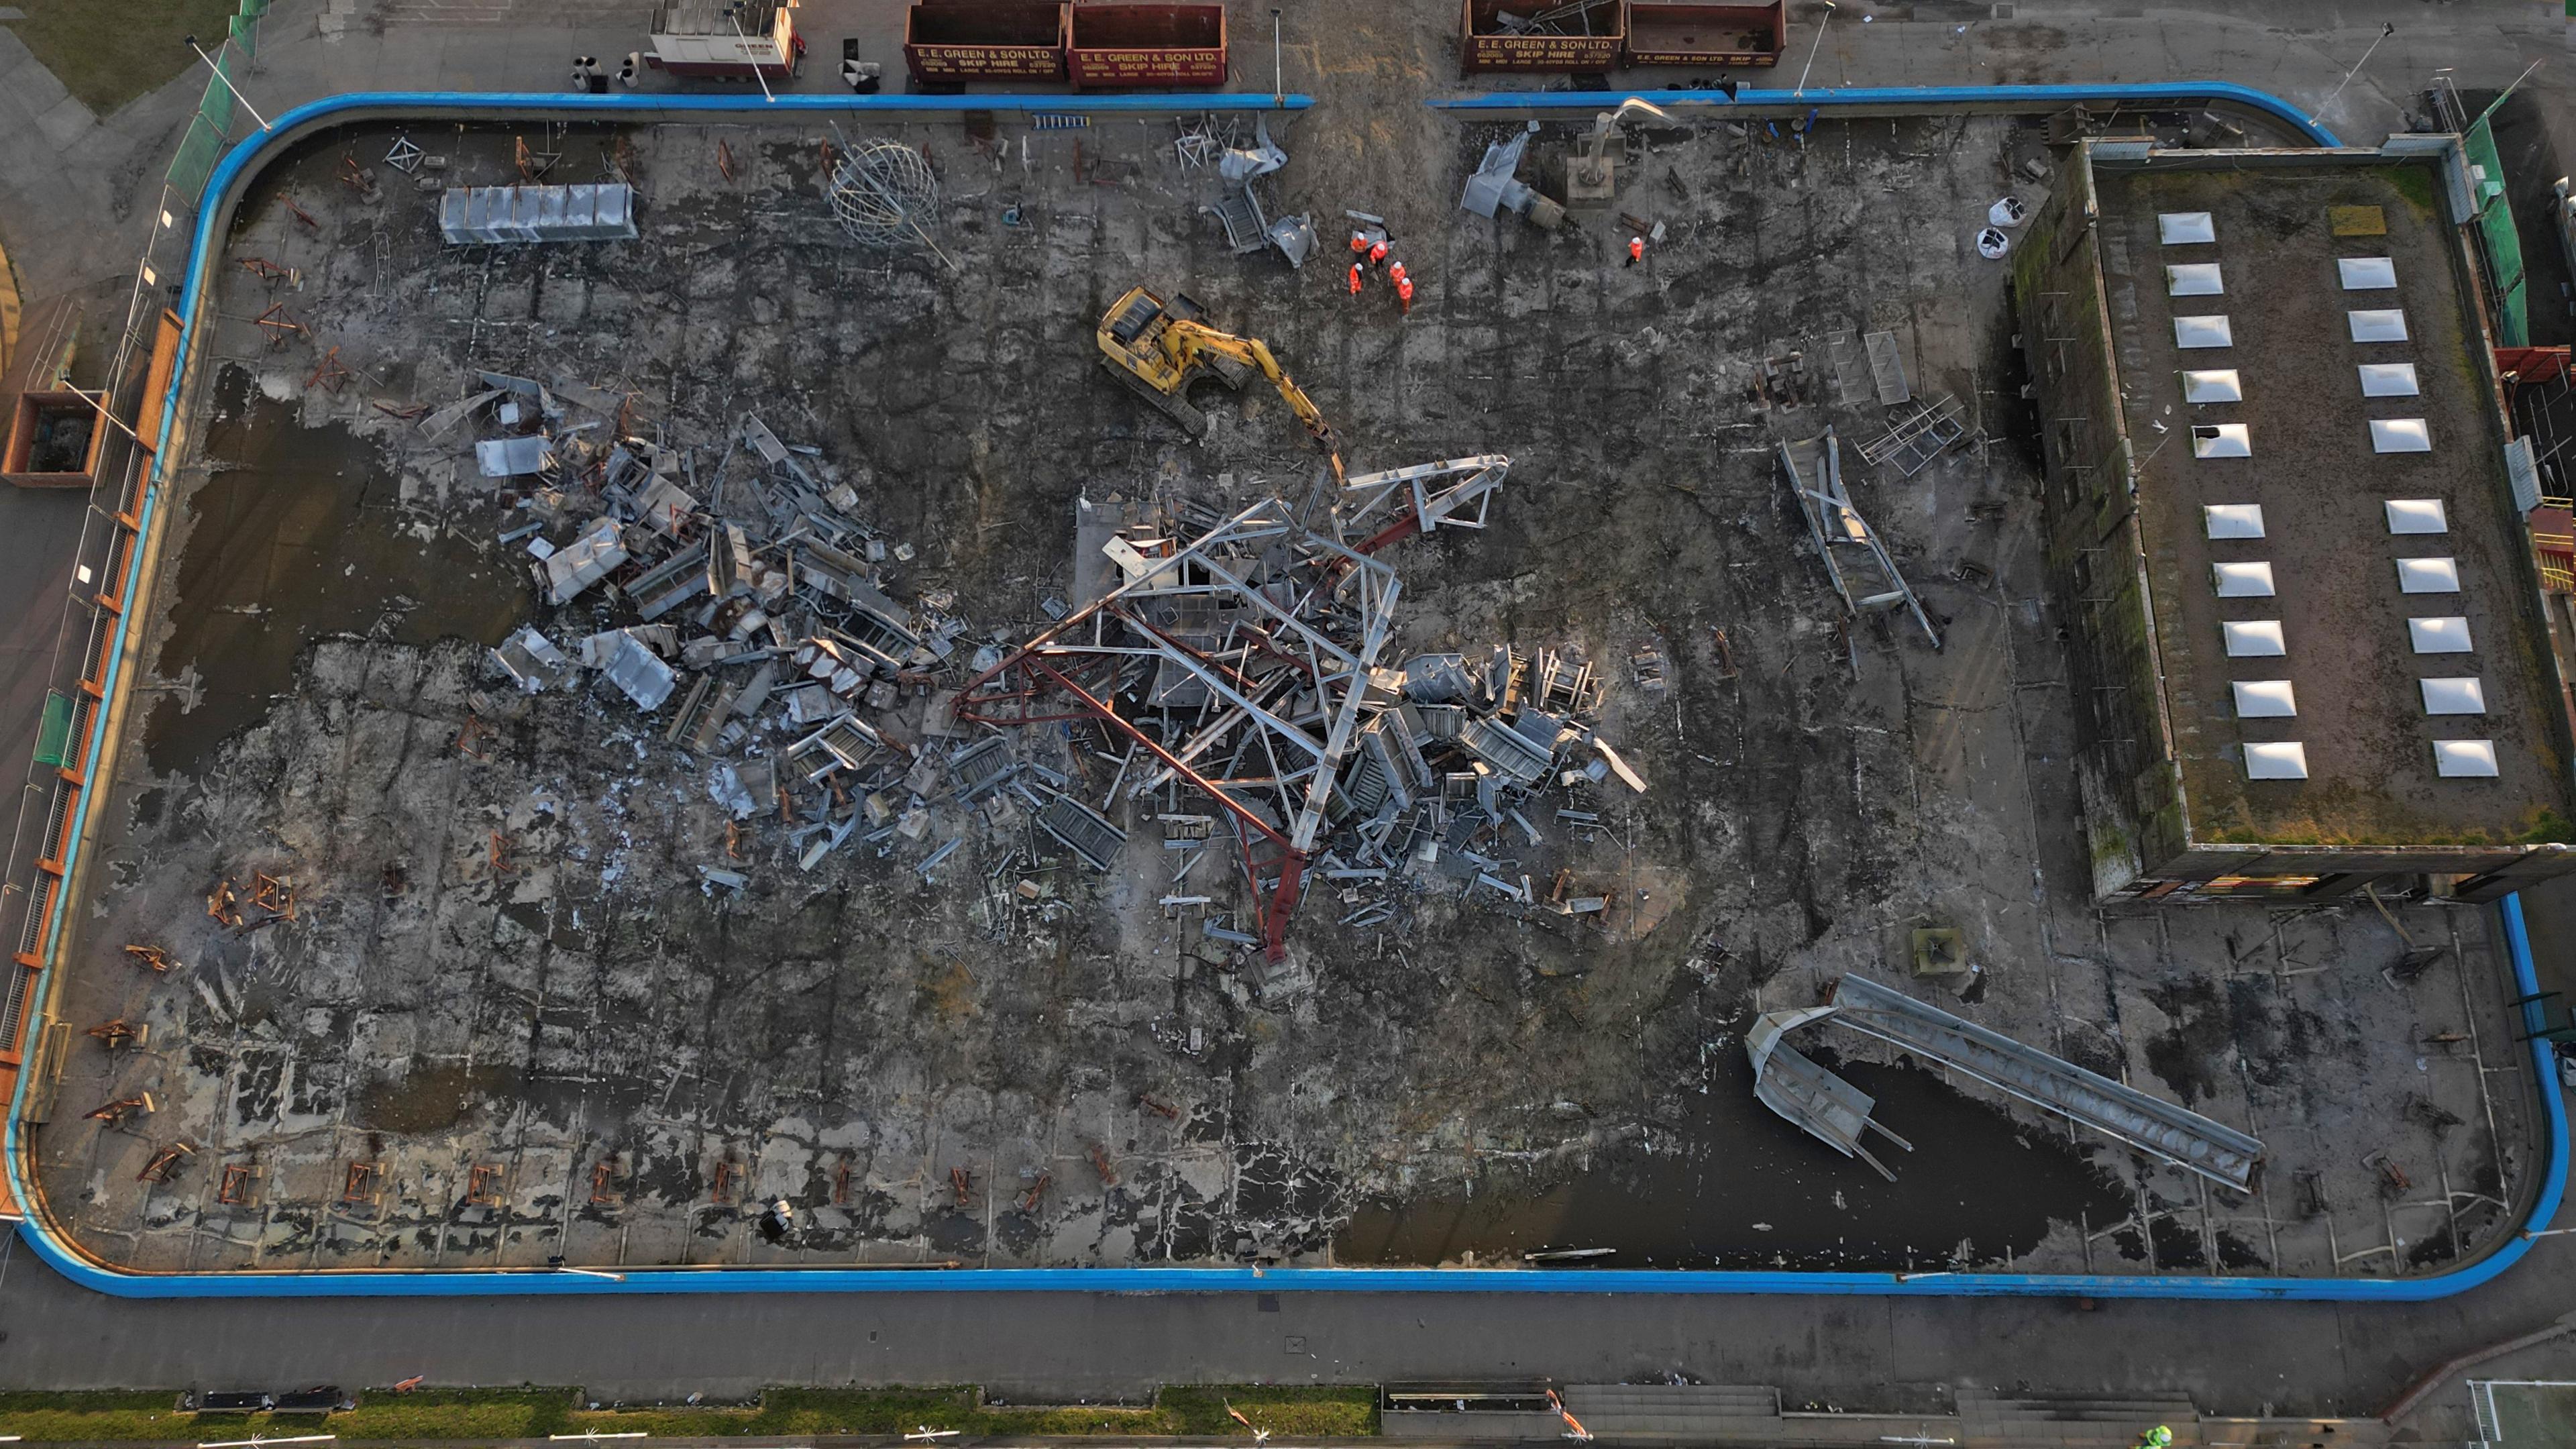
[{"xmin": 1095, "ymin": 285, "xmax": 1345, "ymax": 484}]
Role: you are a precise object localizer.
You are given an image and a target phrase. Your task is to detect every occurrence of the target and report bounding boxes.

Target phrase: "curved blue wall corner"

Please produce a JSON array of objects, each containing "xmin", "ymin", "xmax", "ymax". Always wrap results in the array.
[{"xmin": 19, "ymin": 83, "xmax": 2555, "ymax": 1301}]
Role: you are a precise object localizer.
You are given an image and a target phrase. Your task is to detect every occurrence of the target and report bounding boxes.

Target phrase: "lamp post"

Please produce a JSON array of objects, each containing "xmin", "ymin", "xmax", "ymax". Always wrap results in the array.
[
  {"xmin": 182, "ymin": 35, "xmax": 271, "ymax": 130},
  {"xmin": 726, "ymin": 4, "xmax": 777, "ymax": 103},
  {"xmin": 1792, "ymin": 1, "xmax": 1837, "ymax": 100},
  {"xmin": 2307, "ymin": 21, "xmax": 2394, "ymax": 127}
]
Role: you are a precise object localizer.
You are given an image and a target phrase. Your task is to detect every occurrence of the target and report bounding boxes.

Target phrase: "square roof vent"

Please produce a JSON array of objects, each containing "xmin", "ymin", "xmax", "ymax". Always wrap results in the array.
[
  {"xmin": 2232, "ymin": 680, "xmax": 2298, "ymax": 718},
  {"xmin": 2337, "ymin": 256, "xmax": 2398, "ymax": 290},
  {"xmin": 2420, "ymin": 677, "xmax": 2487, "ymax": 715},
  {"xmin": 2167, "ymin": 263, "xmax": 2225, "ymax": 296},
  {"xmin": 2434, "ymin": 739, "xmax": 2500, "ymax": 777},
  {"xmin": 2244, "ymin": 741, "xmax": 2309, "ymax": 780},
  {"xmin": 2159, "ymin": 211, "xmax": 2216, "ymax": 244},
  {"xmin": 2184, "ymin": 369, "xmax": 2243, "ymax": 403},
  {"xmin": 2204, "ymin": 502, "xmax": 2265, "ymax": 539},
  {"xmin": 2349, "ymin": 309, "xmax": 2410, "ymax": 342},
  {"xmin": 2398, "ymin": 557, "xmax": 2461, "ymax": 594},
  {"xmin": 2174, "ymin": 315, "xmax": 2235, "ymax": 349},
  {"xmin": 2224, "ymin": 620, "xmax": 2287, "ymax": 657},
  {"xmin": 2193, "ymin": 423, "xmax": 2252, "ymax": 458},
  {"xmin": 2385, "ymin": 498, "xmax": 2448, "ymax": 534},
  {"xmin": 2371, "ymin": 418, "xmax": 2432, "ymax": 453},
  {"xmin": 2359, "ymin": 362, "xmax": 2421, "ymax": 397},
  {"xmin": 2408, "ymin": 615, "xmax": 2473, "ymax": 653},
  {"xmin": 2212, "ymin": 561, "xmax": 2275, "ymax": 597}
]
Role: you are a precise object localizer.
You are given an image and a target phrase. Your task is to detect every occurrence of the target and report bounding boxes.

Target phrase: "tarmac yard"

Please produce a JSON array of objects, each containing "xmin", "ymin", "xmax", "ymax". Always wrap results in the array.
[{"xmin": 27, "ymin": 109, "xmax": 2543, "ymax": 1279}]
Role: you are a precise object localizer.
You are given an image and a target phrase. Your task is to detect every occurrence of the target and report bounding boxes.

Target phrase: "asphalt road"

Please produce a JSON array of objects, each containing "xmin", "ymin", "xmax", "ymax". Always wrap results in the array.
[
  {"xmin": 3, "ymin": 1235, "xmax": 2575, "ymax": 1422},
  {"xmin": 3, "ymin": 0, "xmax": 2576, "ymax": 1434}
]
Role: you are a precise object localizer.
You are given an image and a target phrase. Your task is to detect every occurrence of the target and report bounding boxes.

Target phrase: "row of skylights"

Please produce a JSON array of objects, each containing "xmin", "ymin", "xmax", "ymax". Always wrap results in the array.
[
  {"xmin": 2244, "ymin": 739, "xmax": 2496, "ymax": 780},
  {"xmin": 2161, "ymin": 213, "xmax": 2504, "ymax": 782},
  {"xmin": 2341, "ymin": 249, "xmax": 2496, "ymax": 770}
]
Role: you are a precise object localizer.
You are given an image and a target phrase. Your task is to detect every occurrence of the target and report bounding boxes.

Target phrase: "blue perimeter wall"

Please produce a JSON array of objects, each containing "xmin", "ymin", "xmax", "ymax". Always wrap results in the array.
[{"xmin": 19, "ymin": 82, "xmax": 2551, "ymax": 1301}]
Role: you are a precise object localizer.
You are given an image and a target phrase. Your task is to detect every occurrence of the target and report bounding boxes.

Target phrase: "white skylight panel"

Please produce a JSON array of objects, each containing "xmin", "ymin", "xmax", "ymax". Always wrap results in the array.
[
  {"xmin": 2192, "ymin": 423, "xmax": 2252, "ymax": 458},
  {"xmin": 2212, "ymin": 561, "xmax": 2275, "ymax": 597},
  {"xmin": 2358, "ymin": 363, "xmax": 2420, "ymax": 397},
  {"xmin": 2409, "ymin": 616, "xmax": 2473, "ymax": 653},
  {"xmin": 2174, "ymin": 315, "xmax": 2235, "ymax": 349},
  {"xmin": 2396, "ymin": 557, "xmax": 2461, "ymax": 594},
  {"xmin": 2184, "ymin": 370, "xmax": 2243, "ymax": 403},
  {"xmin": 2159, "ymin": 211, "xmax": 2216, "ymax": 244},
  {"xmin": 2167, "ymin": 263, "xmax": 2225, "ymax": 296},
  {"xmin": 2337, "ymin": 256, "xmax": 2397, "ymax": 290},
  {"xmin": 2371, "ymin": 418, "xmax": 2432, "ymax": 453},
  {"xmin": 2243, "ymin": 741, "xmax": 2309, "ymax": 780},
  {"xmin": 2420, "ymin": 677, "xmax": 2487, "ymax": 715},
  {"xmin": 2224, "ymin": 620, "xmax": 2286, "ymax": 657},
  {"xmin": 2434, "ymin": 740, "xmax": 2500, "ymax": 777},
  {"xmin": 2349, "ymin": 309, "xmax": 2409, "ymax": 342},
  {"xmin": 2232, "ymin": 680, "xmax": 2298, "ymax": 718},
  {"xmin": 2203, "ymin": 503, "xmax": 2265, "ymax": 539},
  {"xmin": 2384, "ymin": 499, "xmax": 2448, "ymax": 534}
]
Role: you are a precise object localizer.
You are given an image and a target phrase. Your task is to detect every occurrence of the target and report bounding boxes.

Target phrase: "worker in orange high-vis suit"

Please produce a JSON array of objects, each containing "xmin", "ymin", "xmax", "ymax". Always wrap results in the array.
[
  {"xmin": 1366, "ymin": 238, "xmax": 1390, "ymax": 269},
  {"xmin": 1626, "ymin": 236, "xmax": 1644, "ymax": 267},
  {"xmin": 1388, "ymin": 259, "xmax": 1408, "ymax": 290},
  {"xmin": 1348, "ymin": 262, "xmax": 1364, "ymax": 297},
  {"xmin": 1396, "ymin": 276, "xmax": 1415, "ymax": 315},
  {"xmin": 1350, "ymin": 232, "xmax": 1370, "ymax": 258}
]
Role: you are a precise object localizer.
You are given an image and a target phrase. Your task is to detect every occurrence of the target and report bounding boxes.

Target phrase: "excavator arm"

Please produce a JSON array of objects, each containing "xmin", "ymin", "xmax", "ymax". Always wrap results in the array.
[{"xmin": 1160, "ymin": 323, "xmax": 1347, "ymax": 485}]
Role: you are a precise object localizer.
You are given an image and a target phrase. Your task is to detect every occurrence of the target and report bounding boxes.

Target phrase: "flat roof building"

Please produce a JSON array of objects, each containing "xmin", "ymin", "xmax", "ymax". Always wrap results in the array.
[{"xmin": 2017, "ymin": 138, "xmax": 2576, "ymax": 902}]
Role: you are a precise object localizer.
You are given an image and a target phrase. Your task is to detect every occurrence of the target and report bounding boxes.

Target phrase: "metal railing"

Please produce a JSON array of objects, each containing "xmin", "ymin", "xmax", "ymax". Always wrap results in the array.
[{"xmin": 0, "ymin": 1, "xmax": 273, "ymax": 1069}]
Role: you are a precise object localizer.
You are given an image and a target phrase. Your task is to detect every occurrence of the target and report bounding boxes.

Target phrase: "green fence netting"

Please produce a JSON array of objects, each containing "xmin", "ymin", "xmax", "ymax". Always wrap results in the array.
[
  {"xmin": 228, "ymin": 12, "xmax": 259, "ymax": 59},
  {"xmin": 164, "ymin": 112, "xmax": 228, "ymax": 205},
  {"xmin": 2464, "ymin": 114, "xmax": 2530, "ymax": 347},
  {"xmin": 197, "ymin": 46, "xmax": 236, "ymax": 134}
]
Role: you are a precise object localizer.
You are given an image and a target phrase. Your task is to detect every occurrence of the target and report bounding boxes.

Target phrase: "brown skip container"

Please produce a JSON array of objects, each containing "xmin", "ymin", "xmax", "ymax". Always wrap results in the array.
[
  {"xmin": 1068, "ymin": 3, "xmax": 1226, "ymax": 89},
  {"xmin": 1621, "ymin": 0, "xmax": 1783, "ymax": 66},
  {"xmin": 903, "ymin": 2, "xmax": 1070, "ymax": 84},
  {"xmin": 1461, "ymin": 0, "xmax": 1624, "ymax": 73}
]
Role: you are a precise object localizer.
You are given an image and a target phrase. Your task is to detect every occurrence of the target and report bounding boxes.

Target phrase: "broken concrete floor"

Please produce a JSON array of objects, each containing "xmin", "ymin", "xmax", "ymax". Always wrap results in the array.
[{"xmin": 29, "ymin": 113, "xmax": 2542, "ymax": 1277}]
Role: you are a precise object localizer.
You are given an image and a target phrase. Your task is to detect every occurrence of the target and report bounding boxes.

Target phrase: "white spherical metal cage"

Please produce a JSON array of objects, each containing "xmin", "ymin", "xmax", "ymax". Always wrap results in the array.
[{"xmin": 829, "ymin": 139, "xmax": 938, "ymax": 250}]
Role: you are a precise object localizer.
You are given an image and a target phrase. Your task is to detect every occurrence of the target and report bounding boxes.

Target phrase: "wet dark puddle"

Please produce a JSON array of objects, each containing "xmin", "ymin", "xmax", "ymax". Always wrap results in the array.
[
  {"xmin": 144, "ymin": 366, "xmax": 527, "ymax": 777},
  {"xmin": 1337, "ymin": 1054, "xmax": 2135, "ymax": 1271}
]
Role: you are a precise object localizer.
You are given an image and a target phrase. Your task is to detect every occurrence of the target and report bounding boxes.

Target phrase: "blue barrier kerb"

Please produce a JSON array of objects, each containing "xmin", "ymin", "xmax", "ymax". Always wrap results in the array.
[
  {"xmin": 9, "ymin": 83, "xmax": 2548, "ymax": 1300},
  {"xmin": 1429, "ymin": 80, "xmax": 2345, "ymax": 149}
]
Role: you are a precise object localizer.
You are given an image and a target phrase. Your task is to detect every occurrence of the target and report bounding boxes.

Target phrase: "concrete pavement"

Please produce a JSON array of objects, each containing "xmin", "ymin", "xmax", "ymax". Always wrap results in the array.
[
  {"xmin": 5, "ymin": 1232, "xmax": 2576, "ymax": 1437},
  {"xmin": 0, "ymin": 0, "xmax": 2561, "ymax": 311}
]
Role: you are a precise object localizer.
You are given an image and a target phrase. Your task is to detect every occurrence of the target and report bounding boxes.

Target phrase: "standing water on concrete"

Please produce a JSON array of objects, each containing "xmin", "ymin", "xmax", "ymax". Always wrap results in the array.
[
  {"xmin": 1338, "ymin": 1053, "xmax": 2134, "ymax": 1271},
  {"xmin": 144, "ymin": 365, "xmax": 527, "ymax": 777}
]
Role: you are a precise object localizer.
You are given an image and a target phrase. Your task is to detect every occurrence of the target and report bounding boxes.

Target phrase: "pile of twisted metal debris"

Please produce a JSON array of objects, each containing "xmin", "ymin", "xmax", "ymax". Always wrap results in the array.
[
  {"xmin": 959, "ymin": 455, "xmax": 1649, "ymax": 969},
  {"xmin": 455, "ymin": 382, "xmax": 1642, "ymax": 974}
]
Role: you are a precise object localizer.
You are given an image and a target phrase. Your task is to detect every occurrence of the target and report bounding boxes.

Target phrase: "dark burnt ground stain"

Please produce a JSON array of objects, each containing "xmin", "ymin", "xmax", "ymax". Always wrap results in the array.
[
  {"xmin": 143, "ymin": 366, "xmax": 527, "ymax": 777},
  {"xmin": 352, "ymin": 1060, "xmax": 522, "ymax": 1134},
  {"xmin": 2226, "ymin": 973, "xmax": 2337, "ymax": 1093},
  {"xmin": 1336, "ymin": 1054, "xmax": 2129, "ymax": 1271},
  {"xmin": 2143, "ymin": 977, "xmax": 2235, "ymax": 1106}
]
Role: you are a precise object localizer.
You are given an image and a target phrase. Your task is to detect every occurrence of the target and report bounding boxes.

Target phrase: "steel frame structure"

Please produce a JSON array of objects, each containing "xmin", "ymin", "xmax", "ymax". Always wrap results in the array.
[{"xmin": 955, "ymin": 497, "xmax": 1403, "ymax": 960}]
